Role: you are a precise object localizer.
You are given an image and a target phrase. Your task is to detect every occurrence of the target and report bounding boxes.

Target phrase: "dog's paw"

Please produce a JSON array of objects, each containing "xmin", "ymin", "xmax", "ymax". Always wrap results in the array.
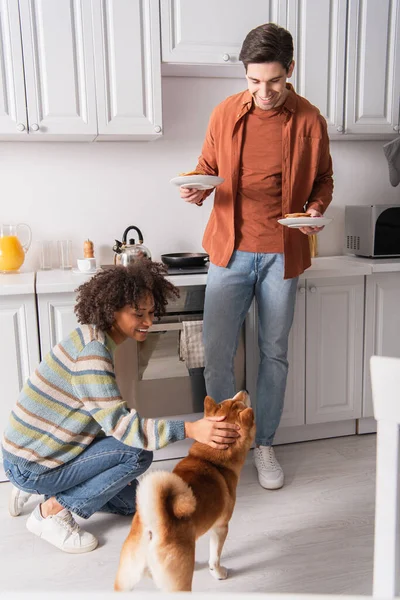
[{"xmin": 209, "ymin": 565, "xmax": 228, "ymax": 580}]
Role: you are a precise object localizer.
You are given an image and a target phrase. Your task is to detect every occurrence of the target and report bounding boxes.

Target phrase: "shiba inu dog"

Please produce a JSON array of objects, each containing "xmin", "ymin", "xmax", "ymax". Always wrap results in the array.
[{"xmin": 114, "ymin": 390, "xmax": 255, "ymax": 592}]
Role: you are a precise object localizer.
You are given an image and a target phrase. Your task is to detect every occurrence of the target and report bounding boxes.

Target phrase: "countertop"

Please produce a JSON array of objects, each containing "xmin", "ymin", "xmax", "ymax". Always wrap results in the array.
[{"xmin": 1, "ymin": 256, "xmax": 400, "ymax": 296}]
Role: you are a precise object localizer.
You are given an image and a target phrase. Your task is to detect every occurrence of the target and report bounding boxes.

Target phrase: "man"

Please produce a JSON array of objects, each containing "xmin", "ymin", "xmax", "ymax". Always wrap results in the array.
[{"xmin": 180, "ymin": 23, "xmax": 333, "ymax": 490}]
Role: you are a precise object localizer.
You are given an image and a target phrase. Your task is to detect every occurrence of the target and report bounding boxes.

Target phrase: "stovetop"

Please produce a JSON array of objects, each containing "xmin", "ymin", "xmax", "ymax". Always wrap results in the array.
[{"xmin": 166, "ymin": 265, "xmax": 209, "ymax": 275}]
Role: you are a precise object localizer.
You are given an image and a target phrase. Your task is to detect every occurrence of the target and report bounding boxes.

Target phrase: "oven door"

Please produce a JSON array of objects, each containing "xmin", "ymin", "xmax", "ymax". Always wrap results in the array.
[
  {"xmin": 134, "ymin": 315, "xmax": 207, "ymax": 418},
  {"xmin": 131, "ymin": 317, "xmax": 245, "ymax": 419}
]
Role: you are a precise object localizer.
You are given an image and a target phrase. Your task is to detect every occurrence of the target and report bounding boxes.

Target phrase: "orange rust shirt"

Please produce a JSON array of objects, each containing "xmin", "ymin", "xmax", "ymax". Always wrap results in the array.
[
  {"xmin": 195, "ymin": 85, "xmax": 334, "ymax": 279},
  {"xmin": 235, "ymin": 104, "xmax": 285, "ymax": 253}
]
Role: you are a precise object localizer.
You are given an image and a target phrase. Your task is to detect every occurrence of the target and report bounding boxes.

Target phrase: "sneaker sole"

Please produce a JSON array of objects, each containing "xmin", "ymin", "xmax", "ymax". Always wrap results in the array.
[
  {"xmin": 26, "ymin": 515, "xmax": 99, "ymax": 554},
  {"xmin": 257, "ymin": 475, "xmax": 284, "ymax": 490},
  {"xmin": 9, "ymin": 490, "xmax": 22, "ymax": 517}
]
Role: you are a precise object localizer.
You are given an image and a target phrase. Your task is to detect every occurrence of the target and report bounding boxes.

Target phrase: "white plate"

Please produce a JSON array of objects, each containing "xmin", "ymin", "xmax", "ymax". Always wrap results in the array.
[
  {"xmin": 72, "ymin": 268, "xmax": 100, "ymax": 275},
  {"xmin": 170, "ymin": 175, "xmax": 224, "ymax": 190},
  {"xmin": 277, "ymin": 216, "xmax": 332, "ymax": 228}
]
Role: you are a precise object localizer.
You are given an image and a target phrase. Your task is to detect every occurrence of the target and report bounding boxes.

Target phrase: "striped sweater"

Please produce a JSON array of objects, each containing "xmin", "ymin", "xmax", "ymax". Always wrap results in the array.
[{"xmin": 2, "ymin": 325, "xmax": 185, "ymax": 474}]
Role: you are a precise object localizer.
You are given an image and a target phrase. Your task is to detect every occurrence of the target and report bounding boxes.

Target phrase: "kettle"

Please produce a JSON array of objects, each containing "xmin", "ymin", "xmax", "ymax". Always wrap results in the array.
[{"xmin": 113, "ymin": 225, "xmax": 151, "ymax": 266}]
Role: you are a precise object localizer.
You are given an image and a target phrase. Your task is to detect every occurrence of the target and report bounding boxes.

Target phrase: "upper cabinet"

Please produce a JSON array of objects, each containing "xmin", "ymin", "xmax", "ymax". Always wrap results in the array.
[
  {"xmin": 287, "ymin": 0, "xmax": 347, "ymax": 136},
  {"xmin": 9, "ymin": 0, "xmax": 97, "ymax": 140},
  {"xmin": 160, "ymin": 0, "xmax": 286, "ymax": 75},
  {"xmin": 92, "ymin": 0, "xmax": 162, "ymax": 140},
  {"xmin": 345, "ymin": 0, "xmax": 400, "ymax": 135},
  {"xmin": 0, "ymin": 0, "xmax": 162, "ymax": 141},
  {"xmin": 0, "ymin": 0, "xmax": 27, "ymax": 136}
]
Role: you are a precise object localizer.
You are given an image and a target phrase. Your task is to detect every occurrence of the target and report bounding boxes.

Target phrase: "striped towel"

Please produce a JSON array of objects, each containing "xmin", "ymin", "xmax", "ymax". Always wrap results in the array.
[{"xmin": 179, "ymin": 320, "xmax": 205, "ymax": 369}]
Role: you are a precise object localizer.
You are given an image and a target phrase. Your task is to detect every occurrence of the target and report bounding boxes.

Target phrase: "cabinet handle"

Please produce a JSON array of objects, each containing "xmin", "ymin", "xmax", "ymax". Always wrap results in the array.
[
  {"xmin": 154, "ymin": 125, "xmax": 162, "ymax": 133},
  {"xmin": 394, "ymin": 125, "xmax": 400, "ymax": 132},
  {"xmin": 310, "ymin": 286, "xmax": 317, "ymax": 293},
  {"xmin": 16, "ymin": 123, "xmax": 26, "ymax": 132},
  {"xmin": 336, "ymin": 125, "xmax": 344, "ymax": 133},
  {"xmin": 299, "ymin": 287, "xmax": 306, "ymax": 294},
  {"xmin": 222, "ymin": 53, "xmax": 230, "ymax": 62},
  {"xmin": 30, "ymin": 123, "xmax": 39, "ymax": 132}
]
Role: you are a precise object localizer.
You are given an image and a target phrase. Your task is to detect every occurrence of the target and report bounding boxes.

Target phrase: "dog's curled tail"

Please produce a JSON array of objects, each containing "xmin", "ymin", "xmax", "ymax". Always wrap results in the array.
[{"xmin": 137, "ymin": 471, "xmax": 196, "ymax": 528}]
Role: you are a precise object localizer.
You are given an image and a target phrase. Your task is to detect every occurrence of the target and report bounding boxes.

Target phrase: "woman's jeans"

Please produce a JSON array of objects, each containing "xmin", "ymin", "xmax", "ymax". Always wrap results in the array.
[
  {"xmin": 3, "ymin": 437, "xmax": 153, "ymax": 519},
  {"xmin": 203, "ymin": 251, "xmax": 298, "ymax": 446}
]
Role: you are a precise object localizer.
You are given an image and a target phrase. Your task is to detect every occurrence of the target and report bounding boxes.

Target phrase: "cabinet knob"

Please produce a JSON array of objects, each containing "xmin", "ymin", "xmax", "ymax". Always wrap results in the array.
[
  {"xmin": 30, "ymin": 123, "xmax": 39, "ymax": 132},
  {"xmin": 222, "ymin": 53, "xmax": 230, "ymax": 62},
  {"xmin": 299, "ymin": 287, "xmax": 306, "ymax": 295},
  {"xmin": 310, "ymin": 286, "xmax": 317, "ymax": 293},
  {"xmin": 336, "ymin": 125, "xmax": 344, "ymax": 133},
  {"xmin": 154, "ymin": 125, "xmax": 162, "ymax": 133},
  {"xmin": 16, "ymin": 123, "xmax": 26, "ymax": 132},
  {"xmin": 394, "ymin": 125, "xmax": 400, "ymax": 132}
]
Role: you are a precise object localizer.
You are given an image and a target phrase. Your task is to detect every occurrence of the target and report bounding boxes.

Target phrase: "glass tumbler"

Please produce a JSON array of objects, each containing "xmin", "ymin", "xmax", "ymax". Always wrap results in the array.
[
  {"xmin": 39, "ymin": 241, "xmax": 53, "ymax": 270},
  {"xmin": 58, "ymin": 240, "xmax": 72, "ymax": 270}
]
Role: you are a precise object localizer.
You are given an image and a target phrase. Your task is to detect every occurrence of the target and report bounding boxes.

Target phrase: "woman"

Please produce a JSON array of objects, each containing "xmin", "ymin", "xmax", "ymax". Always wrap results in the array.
[{"xmin": 2, "ymin": 261, "xmax": 239, "ymax": 554}]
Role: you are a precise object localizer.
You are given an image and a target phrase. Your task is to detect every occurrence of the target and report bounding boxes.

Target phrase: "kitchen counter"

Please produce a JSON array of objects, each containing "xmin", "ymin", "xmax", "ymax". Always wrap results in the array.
[
  {"xmin": 4, "ymin": 256, "xmax": 399, "ymax": 296},
  {"xmin": 0, "ymin": 271, "xmax": 35, "ymax": 295}
]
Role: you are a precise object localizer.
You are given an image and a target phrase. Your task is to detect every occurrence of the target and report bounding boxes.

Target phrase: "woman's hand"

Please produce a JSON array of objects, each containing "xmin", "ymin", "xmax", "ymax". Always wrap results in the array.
[
  {"xmin": 299, "ymin": 208, "xmax": 325, "ymax": 235},
  {"xmin": 180, "ymin": 186, "xmax": 207, "ymax": 205},
  {"xmin": 185, "ymin": 416, "xmax": 240, "ymax": 449}
]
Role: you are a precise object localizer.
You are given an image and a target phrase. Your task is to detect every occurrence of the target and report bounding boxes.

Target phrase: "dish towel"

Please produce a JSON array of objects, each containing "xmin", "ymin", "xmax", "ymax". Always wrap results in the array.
[
  {"xmin": 383, "ymin": 137, "xmax": 400, "ymax": 187},
  {"xmin": 179, "ymin": 320, "xmax": 205, "ymax": 369}
]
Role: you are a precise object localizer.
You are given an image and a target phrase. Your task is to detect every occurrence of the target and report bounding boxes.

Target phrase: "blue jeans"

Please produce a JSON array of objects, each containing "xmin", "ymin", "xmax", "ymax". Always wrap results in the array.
[
  {"xmin": 3, "ymin": 437, "xmax": 153, "ymax": 519},
  {"xmin": 203, "ymin": 251, "xmax": 298, "ymax": 446}
]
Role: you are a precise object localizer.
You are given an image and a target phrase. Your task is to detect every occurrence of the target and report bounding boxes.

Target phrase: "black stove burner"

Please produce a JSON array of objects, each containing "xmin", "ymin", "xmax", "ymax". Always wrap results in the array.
[{"xmin": 166, "ymin": 265, "xmax": 209, "ymax": 275}]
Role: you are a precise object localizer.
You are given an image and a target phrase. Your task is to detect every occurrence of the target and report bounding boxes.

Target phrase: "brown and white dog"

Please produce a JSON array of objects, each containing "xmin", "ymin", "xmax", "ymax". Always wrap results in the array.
[{"xmin": 114, "ymin": 390, "xmax": 255, "ymax": 592}]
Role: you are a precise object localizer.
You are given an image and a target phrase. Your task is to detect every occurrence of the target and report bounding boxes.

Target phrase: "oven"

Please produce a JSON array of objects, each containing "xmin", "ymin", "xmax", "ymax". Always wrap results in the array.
[{"xmin": 117, "ymin": 285, "xmax": 245, "ymax": 421}]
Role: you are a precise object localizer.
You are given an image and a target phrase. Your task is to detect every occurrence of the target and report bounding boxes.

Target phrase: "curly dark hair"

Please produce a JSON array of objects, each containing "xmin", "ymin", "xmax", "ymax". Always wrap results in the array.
[{"xmin": 74, "ymin": 261, "xmax": 179, "ymax": 330}]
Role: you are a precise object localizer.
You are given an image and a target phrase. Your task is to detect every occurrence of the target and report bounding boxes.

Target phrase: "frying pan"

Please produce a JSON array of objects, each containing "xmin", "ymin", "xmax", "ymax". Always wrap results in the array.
[{"xmin": 161, "ymin": 252, "xmax": 209, "ymax": 268}]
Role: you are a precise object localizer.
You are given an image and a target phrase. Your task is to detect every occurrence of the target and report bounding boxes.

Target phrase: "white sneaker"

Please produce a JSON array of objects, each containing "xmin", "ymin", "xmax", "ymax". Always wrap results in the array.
[
  {"xmin": 254, "ymin": 446, "xmax": 284, "ymax": 490},
  {"xmin": 9, "ymin": 485, "xmax": 32, "ymax": 517},
  {"xmin": 26, "ymin": 505, "xmax": 98, "ymax": 554}
]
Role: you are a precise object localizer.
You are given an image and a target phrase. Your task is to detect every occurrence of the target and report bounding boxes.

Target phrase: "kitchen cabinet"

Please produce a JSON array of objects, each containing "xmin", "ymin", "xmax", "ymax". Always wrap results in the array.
[
  {"xmin": 0, "ymin": 279, "xmax": 40, "ymax": 444},
  {"xmin": 92, "ymin": 0, "xmax": 163, "ymax": 140},
  {"xmin": 246, "ymin": 276, "xmax": 364, "ymax": 431},
  {"xmin": 363, "ymin": 272, "xmax": 400, "ymax": 418},
  {"xmin": 0, "ymin": 0, "xmax": 162, "ymax": 141},
  {"xmin": 0, "ymin": 0, "xmax": 98, "ymax": 140},
  {"xmin": 282, "ymin": 0, "xmax": 400, "ymax": 137},
  {"xmin": 160, "ymin": 0, "xmax": 286, "ymax": 75}
]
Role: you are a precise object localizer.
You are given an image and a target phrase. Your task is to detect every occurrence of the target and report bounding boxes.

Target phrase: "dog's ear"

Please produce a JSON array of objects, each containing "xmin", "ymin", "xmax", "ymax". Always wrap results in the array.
[
  {"xmin": 204, "ymin": 395, "xmax": 217, "ymax": 416},
  {"xmin": 239, "ymin": 407, "xmax": 254, "ymax": 428}
]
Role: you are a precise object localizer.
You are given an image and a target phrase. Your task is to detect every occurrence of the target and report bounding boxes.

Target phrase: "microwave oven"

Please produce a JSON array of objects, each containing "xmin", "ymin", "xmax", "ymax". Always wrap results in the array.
[{"xmin": 344, "ymin": 205, "xmax": 400, "ymax": 258}]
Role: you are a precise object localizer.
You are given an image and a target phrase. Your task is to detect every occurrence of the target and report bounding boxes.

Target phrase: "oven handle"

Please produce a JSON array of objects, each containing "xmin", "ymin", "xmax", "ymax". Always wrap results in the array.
[{"xmin": 149, "ymin": 322, "xmax": 183, "ymax": 332}]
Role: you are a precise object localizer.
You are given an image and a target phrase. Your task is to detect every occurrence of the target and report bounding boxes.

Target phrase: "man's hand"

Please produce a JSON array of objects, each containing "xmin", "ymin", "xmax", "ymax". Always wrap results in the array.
[
  {"xmin": 180, "ymin": 186, "xmax": 208, "ymax": 205},
  {"xmin": 185, "ymin": 416, "xmax": 240, "ymax": 449},
  {"xmin": 299, "ymin": 208, "xmax": 325, "ymax": 235}
]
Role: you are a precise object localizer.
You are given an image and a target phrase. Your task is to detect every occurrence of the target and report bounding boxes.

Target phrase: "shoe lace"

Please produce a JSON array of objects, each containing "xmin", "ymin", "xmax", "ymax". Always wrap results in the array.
[
  {"xmin": 257, "ymin": 447, "xmax": 279, "ymax": 470},
  {"xmin": 55, "ymin": 511, "xmax": 80, "ymax": 534}
]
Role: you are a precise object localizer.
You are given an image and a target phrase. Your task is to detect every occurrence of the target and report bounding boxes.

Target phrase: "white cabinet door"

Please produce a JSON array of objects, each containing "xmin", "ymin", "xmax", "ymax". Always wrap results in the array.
[
  {"xmin": 363, "ymin": 272, "xmax": 400, "ymax": 418},
  {"xmin": 160, "ymin": 0, "xmax": 284, "ymax": 67},
  {"xmin": 18, "ymin": 0, "xmax": 97, "ymax": 139},
  {"xmin": 287, "ymin": 0, "xmax": 347, "ymax": 135},
  {"xmin": 0, "ymin": 0, "xmax": 28, "ymax": 137},
  {"xmin": 0, "ymin": 294, "xmax": 40, "ymax": 437},
  {"xmin": 306, "ymin": 276, "xmax": 364, "ymax": 424},
  {"xmin": 345, "ymin": 0, "xmax": 400, "ymax": 135},
  {"xmin": 37, "ymin": 293, "xmax": 79, "ymax": 356},
  {"xmin": 92, "ymin": 0, "xmax": 162, "ymax": 140},
  {"xmin": 280, "ymin": 285, "xmax": 306, "ymax": 427}
]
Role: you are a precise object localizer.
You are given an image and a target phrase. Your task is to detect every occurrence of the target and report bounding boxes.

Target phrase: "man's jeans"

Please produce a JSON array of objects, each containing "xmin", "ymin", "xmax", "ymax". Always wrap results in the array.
[
  {"xmin": 3, "ymin": 437, "xmax": 153, "ymax": 519},
  {"xmin": 203, "ymin": 251, "xmax": 298, "ymax": 446}
]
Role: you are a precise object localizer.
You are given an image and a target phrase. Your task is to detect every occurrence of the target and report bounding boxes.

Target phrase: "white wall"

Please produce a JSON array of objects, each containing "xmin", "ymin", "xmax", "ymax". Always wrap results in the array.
[{"xmin": 1, "ymin": 76, "xmax": 399, "ymax": 272}]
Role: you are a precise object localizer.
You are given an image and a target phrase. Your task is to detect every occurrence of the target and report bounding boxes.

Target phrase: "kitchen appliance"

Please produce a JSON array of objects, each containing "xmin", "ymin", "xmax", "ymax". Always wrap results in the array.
[
  {"xmin": 344, "ymin": 205, "xmax": 400, "ymax": 257},
  {"xmin": 161, "ymin": 252, "xmax": 209, "ymax": 268},
  {"xmin": 113, "ymin": 225, "xmax": 151, "ymax": 266},
  {"xmin": 125, "ymin": 285, "xmax": 245, "ymax": 421},
  {"xmin": 0, "ymin": 223, "xmax": 31, "ymax": 273}
]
